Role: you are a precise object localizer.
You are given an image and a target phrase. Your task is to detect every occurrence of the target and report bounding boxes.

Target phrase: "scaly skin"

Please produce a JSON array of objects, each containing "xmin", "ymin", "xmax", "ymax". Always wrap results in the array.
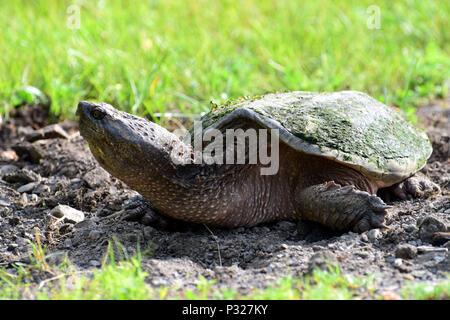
[{"xmin": 76, "ymin": 100, "xmax": 438, "ymax": 232}]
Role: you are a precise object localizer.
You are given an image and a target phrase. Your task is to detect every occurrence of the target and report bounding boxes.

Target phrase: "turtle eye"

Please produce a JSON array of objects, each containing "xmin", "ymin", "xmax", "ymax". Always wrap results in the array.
[{"xmin": 91, "ymin": 108, "xmax": 106, "ymax": 120}]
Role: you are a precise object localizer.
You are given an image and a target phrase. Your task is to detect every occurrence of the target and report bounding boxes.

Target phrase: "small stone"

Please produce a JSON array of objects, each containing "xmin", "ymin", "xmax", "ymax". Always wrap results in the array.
[
  {"xmin": 88, "ymin": 230, "xmax": 101, "ymax": 240},
  {"xmin": 404, "ymin": 224, "xmax": 417, "ymax": 233},
  {"xmin": 82, "ymin": 167, "xmax": 110, "ymax": 189},
  {"xmin": 11, "ymin": 143, "xmax": 44, "ymax": 163},
  {"xmin": 64, "ymin": 238, "xmax": 73, "ymax": 248},
  {"xmin": 25, "ymin": 124, "xmax": 69, "ymax": 142},
  {"xmin": 367, "ymin": 229, "xmax": 382, "ymax": 242},
  {"xmin": 394, "ymin": 244, "xmax": 417, "ymax": 259},
  {"xmin": 0, "ymin": 150, "xmax": 18, "ymax": 161},
  {"xmin": 394, "ymin": 258, "xmax": 403, "ymax": 267},
  {"xmin": 33, "ymin": 183, "xmax": 51, "ymax": 195},
  {"xmin": 0, "ymin": 164, "xmax": 19, "ymax": 176},
  {"xmin": 50, "ymin": 205, "xmax": 85, "ymax": 224},
  {"xmin": 30, "ymin": 194, "xmax": 39, "ymax": 202},
  {"xmin": 89, "ymin": 260, "xmax": 101, "ymax": 267},
  {"xmin": 418, "ymin": 217, "xmax": 447, "ymax": 243},
  {"xmin": 444, "ymin": 208, "xmax": 450, "ymax": 214},
  {"xmin": 3, "ymin": 168, "xmax": 40, "ymax": 184},
  {"xmin": 360, "ymin": 233, "xmax": 369, "ymax": 242},
  {"xmin": 143, "ymin": 226, "xmax": 155, "ymax": 239},
  {"xmin": 393, "ymin": 258, "xmax": 411, "ymax": 273},
  {"xmin": 0, "ymin": 198, "xmax": 11, "ymax": 207},
  {"xmin": 74, "ymin": 219, "xmax": 94, "ymax": 229},
  {"xmin": 17, "ymin": 182, "xmax": 38, "ymax": 193}
]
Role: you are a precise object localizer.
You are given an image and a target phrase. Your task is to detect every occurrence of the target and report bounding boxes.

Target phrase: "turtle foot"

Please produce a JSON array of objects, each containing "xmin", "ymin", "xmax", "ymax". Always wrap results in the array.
[
  {"xmin": 382, "ymin": 173, "xmax": 441, "ymax": 201},
  {"xmin": 296, "ymin": 181, "xmax": 391, "ymax": 233},
  {"xmin": 121, "ymin": 195, "xmax": 185, "ymax": 230}
]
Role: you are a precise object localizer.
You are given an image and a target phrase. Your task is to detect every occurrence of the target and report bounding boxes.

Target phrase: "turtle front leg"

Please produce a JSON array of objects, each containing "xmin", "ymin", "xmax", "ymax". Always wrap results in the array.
[{"xmin": 295, "ymin": 181, "xmax": 391, "ymax": 233}]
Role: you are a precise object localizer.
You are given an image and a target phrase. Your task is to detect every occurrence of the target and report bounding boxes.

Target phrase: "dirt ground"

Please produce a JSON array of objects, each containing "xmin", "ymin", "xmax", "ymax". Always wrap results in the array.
[{"xmin": 0, "ymin": 99, "xmax": 448, "ymax": 297}]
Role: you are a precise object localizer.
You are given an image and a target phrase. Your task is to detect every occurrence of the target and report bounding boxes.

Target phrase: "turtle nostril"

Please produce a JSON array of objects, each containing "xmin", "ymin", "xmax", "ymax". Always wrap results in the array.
[{"xmin": 77, "ymin": 101, "xmax": 94, "ymax": 117}]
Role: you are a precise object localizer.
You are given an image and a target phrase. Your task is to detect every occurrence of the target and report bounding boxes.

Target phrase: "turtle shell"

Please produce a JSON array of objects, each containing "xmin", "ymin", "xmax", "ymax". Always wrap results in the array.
[{"xmin": 194, "ymin": 91, "xmax": 432, "ymax": 187}]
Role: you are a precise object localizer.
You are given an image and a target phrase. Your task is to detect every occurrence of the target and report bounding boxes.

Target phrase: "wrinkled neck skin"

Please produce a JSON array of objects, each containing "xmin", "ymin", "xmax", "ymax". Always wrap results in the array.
[{"xmin": 83, "ymin": 118, "xmax": 240, "ymax": 224}]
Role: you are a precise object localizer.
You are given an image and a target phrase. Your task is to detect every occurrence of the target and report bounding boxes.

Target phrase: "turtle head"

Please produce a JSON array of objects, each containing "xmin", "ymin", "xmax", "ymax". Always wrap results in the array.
[{"xmin": 77, "ymin": 101, "xmax": 182, "ymax": 178}]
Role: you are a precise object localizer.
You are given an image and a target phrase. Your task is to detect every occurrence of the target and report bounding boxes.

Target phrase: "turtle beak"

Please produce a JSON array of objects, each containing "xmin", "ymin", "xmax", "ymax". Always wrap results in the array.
[{"xmin": 76, "ymin": 101, "xmax": 95, "ymax": 118}]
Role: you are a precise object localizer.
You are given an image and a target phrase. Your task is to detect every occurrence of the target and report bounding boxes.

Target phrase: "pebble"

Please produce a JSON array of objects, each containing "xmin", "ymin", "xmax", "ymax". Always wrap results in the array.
[
  {"xmin": 394, "ymin": 244, "xmax": 417, "ymax": 259},
  {"xmin": 50, "ymin": 204, "xmax": 85, "ymax": 224},
  {"xmin": 11, "ymin": 143, "xmax": 44, "ymax": 164},
  {"xmin": 88, "ymin": 230, "xmax": 102, "ymax": 240},
  {"xmin": 25, "ymin": 124, "xmax": 69, "ymax": 142},
  {"xmin": 0, "ymin": 164, "xmax": 19, "ymax": 176},
  {"xmin": 0, "ymin": 198, "xmax": 11, "ymax": 207},
  {"xmin": 418, "ymin": 217, "xmax": 447, "ymax": 243},
  {"xmin": 89, "ymin": 260, "xmax": 101, "ymax": 267},
  {"xmin": 74, "ymin": 219, "xmax": 94, "ymax": 229},
  {"xmin": 360, "ymin": 233, "xmax": 369, "ymax": 242},
  {"xmin": 82, "ymin": 167, "xmax": 110, "ymax": 189},
  {"xmin": 444, "ymin": 208, "xmax": 450, "ymax": 214},
  {"xmin": 366, "ymin": 229, "xmax": 382, "ymax": 242},
  {"xmin": 404, "ymin": 224, "xmax": 417, "ymax": 233},
  {"xmin": 0, "ymin": 150, "xmax": 18, "ymax": 161},
  {"xmin": 33, "ymin": 183, "xmax": 51, "ymax": 195},
  {"xmin": 64, "ymin": 238, "xmax": 73, "ymax": 248},
  {"xmin": 3, "ymin": 168, "xmax": 40, "ymax": 184},
  {"xmin": 17, "ymin": 182, "xmax": 38, "ymax": 193},
  {"xmin": 394, "ymin": 258, "xmax": 403, "ymax": 268}
]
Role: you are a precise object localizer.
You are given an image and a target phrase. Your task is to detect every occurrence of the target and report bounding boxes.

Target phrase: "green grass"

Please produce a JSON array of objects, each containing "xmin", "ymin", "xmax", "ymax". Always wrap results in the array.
[
  {"xmin": 0, "ymin": 0, "xmax": 449, "ymax": 120},
  {"xmin": 1, "ymin": 237, "xmax": 448, "ymax": 300}
]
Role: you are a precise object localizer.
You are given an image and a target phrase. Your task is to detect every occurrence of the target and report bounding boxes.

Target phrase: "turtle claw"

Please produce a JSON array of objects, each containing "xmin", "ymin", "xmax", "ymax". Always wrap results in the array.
[
  {"xmin": 325, "ymin": 181, "xmax": 340, "ymax": 190},
  {"xmin": 341, "ymin": 185, "xmax": 356, "ymax": 194},
  {"xmin": 373, "ymin": 221, "xmax": 390, "ymax": 230}
]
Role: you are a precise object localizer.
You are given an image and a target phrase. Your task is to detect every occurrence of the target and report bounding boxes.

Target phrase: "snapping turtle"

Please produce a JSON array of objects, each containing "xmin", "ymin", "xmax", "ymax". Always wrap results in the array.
[{"xmin": 77, "ymin": 91, "xmax": 439, "ymax": 232}]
